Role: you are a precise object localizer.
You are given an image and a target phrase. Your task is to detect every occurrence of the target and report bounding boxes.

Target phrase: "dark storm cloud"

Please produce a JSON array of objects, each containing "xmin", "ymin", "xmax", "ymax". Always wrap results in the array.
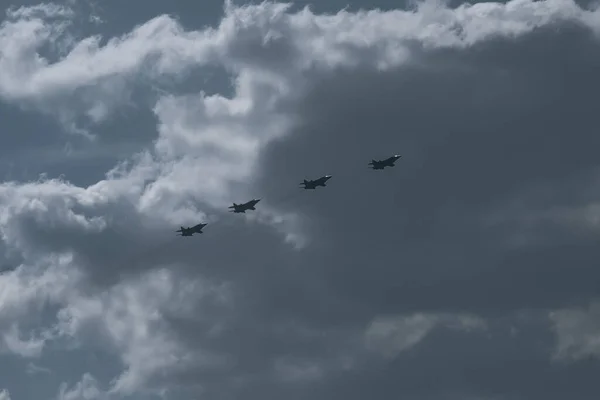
[
  {"xmin": 254, "ymin": 21, "xmax": 600, "ymax": 313},
  {"xmin": 187, "ymin": 22, "xmax": 600, "ymax": 398}
]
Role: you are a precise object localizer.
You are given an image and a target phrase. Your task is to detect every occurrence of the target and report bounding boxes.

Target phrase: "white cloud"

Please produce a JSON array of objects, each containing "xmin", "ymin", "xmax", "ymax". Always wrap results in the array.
[
  {"xmin": 2, "ymin": 324, "xmax": 46, "ymax": 358},
  {"xmin": 1, "ymin": 0, "xmax": 599, "ymax": 226},
  {"xmin": 483, "ymin": 177, "xmax": 600, "ymax": 248},
  {"xmin": 26, "ymin": 362, "xmax": 52, "ymax": 375},
  {"xmin": 0, "ymin": 254, "xmax": 80, "ymax": 320},
  {"xmin": 0, "ymin": 7, "xmax": 216, "ymax": 135},
  {"xmin": 0, "ymin": 0, "xmax": 596, "ymax": 134},
  {"xmin": 0, "ymin": 389, "xmax": 10, "ymax": 400},
  {"xmin": 55, "ymin": 268, "xmax": 233, "ymax": 396},
  {"xmin": 6, "ymin": 3, "xmax": 73, "ymax": 20},
  {"xmin": 0, "ymin": 0, "xmax": 600, "ymax": 397},
  {"xmin": 365, "ymin": 313, "xmax": 486, "ymax": 358},
  {"xmin": 0, "ymin": 255, "xmax": 82, "ymax": 362},
  {"xmin": 550, "ymin": 301, "xmax": 600, "ymax": 360},
  {"xmin": 57, "ymin": 373, "xmax": 105, "ymax": 400}
]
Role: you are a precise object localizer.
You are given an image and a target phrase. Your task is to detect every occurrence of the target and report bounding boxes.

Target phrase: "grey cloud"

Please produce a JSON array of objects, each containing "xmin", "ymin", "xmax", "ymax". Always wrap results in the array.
[
  {"xmin": 550, "ymin": 301, "xmax": 600, "ymax": 360},
  {"xmin": 25, "ymin": 362, "xmax": 51, "ymax": 375},
  {"xmin": 254, "ymin": 22, "xmax": 600, "ymax": 314},
  {"xmin": 57, "ymin": 373, "xmax": 104, "ymax": 400},
  {"xmin": 2, "ymin": 324, "xmax": 46, "ymax": 358},
  {"xmin": 3, "ymin": 1, "xmax": 600, "ymax": 400},
  {"xmin": 365, "ymin": 313, "xmax": 486, "ymax": 359},
  {"xmin": 241, "ymin": 21, "xmax": 600, "ymax": 399}
]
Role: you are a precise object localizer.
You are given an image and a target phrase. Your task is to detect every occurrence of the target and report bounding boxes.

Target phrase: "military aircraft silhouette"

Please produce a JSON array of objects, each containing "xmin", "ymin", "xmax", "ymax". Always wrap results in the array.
[
  {"xmin": 176, "ymin": 223, "xmax": 207, "ymax": 236},
  {"xmin": 229, "ymin": 199, "xmax": 261, "ymax": 213},
  {"xmin": 300, "ymin": 175, "xmax": 332, "ymax": 189},
  {"xmin": 368, "ymin": 155, "xmax": 401, "ymax": 170}
]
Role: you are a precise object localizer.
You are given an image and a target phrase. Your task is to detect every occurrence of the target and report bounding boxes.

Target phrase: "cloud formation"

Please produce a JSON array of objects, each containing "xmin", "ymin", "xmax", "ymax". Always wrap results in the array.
[
  {"xmin": 1, "ymin": 0, "xmax": 600, "ymax": 399},
  {"xmin": 551, "ymin": 301, "xmax": 600, "ymax": 360}
]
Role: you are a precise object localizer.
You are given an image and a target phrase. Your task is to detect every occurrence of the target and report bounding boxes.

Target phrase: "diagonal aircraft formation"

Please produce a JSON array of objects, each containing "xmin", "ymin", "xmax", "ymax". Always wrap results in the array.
[{"xmin": 175, "ymin": 154, "xmax": 401, "ymax": 236}]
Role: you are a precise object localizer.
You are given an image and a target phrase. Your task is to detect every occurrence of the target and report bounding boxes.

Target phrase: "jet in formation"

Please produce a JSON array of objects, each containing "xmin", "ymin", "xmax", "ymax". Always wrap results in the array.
[
  {"xmin": 368, "ymin": 154, "xmax": 401, "ymax": 170},
  {"xmin": 300, "ymin": 175, "xmax": 332, "ymax": 189},
  {"xmin": 176, "ymin": 223, "xmax": 207, "ymax": 236},
  {"xmin": 229, "ymin": 199, "xmax": 261, "ymax": 213}
]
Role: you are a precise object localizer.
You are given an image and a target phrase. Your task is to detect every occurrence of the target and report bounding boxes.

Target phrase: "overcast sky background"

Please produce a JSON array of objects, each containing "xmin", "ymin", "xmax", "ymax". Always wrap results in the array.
[{"xmin": 1, "ymin": 0, "xmax": 600, "ymax": 399}]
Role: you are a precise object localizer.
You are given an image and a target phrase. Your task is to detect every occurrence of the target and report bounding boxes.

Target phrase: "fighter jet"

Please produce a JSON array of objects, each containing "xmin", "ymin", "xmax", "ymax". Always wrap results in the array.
[
  {"xmin": 175, "ymin": 223, "xmax": 207, "ymax": 237},
  {"xmin": 368, "ymin": 154, "xmax": 401, "ymax": 170},
  {"xmin": 229, "ymin": 199, "xmax": 261, "ymax": 213},
  {"xmin": 300, "ymin": 175, "xmax": 332, "ymax": 189}
]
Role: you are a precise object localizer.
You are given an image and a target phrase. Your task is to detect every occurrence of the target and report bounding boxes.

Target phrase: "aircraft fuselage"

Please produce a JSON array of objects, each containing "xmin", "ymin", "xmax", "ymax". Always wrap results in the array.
[
  {"xmin": 369, "ymin": 155, "xmax": 401, "ymax": 169},
  {"xmin": 301, "ymin": 175, "xmax": 332, "ymax": 189},
  {"xmin": 230, "ymin": 199, "xmax": 261, "ymax": 213}
]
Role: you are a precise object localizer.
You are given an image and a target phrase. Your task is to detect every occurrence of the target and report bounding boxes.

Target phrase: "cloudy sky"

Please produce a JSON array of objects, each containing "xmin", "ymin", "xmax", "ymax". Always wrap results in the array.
[{"xmin": 2, "ymin": 0, "xmax": 600, "ymax": 399}]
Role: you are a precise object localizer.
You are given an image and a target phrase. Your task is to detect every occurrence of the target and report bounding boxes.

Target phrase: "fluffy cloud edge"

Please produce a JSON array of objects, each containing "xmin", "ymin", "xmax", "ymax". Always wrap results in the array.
[{"xmin": 1, "ymin": 0, "xmax": 599, "ymax": 131}]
